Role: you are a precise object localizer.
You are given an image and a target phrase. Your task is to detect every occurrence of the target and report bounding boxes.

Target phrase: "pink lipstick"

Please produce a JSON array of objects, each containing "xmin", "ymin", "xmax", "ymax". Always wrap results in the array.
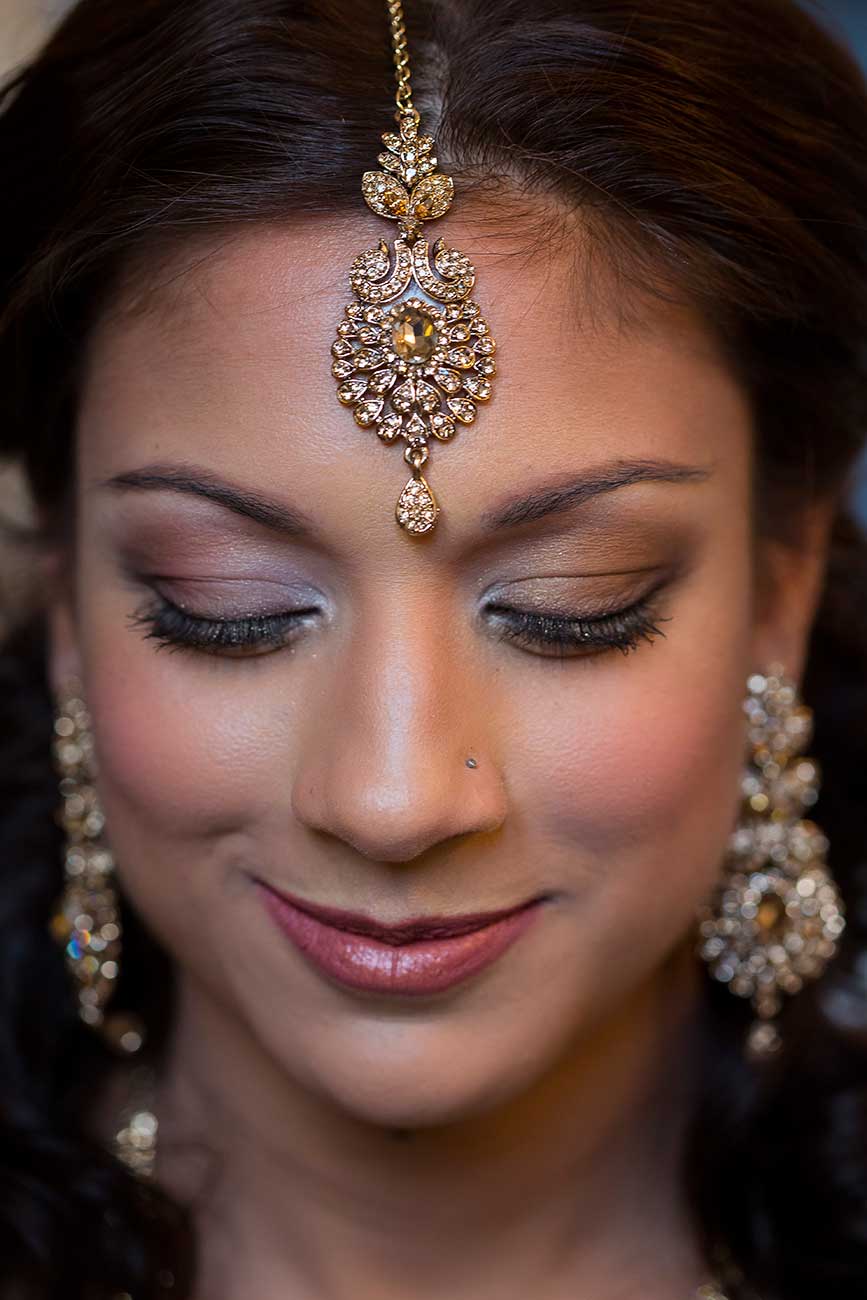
[{"xmin": 257, "ymin": 884, "xmax": 544, "ymax": 996}]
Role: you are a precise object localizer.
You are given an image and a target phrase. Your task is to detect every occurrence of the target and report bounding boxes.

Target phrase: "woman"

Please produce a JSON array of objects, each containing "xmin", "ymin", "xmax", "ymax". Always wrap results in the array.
[{"xmin": 0, "ymin": 0, "xmax": 865, "ymax": 1296}]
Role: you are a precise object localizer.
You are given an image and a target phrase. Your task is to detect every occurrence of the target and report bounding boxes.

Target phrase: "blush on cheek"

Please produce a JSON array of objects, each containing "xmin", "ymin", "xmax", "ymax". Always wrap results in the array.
[
  {"xmin": 84, "ymin": 667, "xmax": 261, "ymax": 835},
  {"xmin": 526, "ymin": 667, "xmax": 746, "ymax": 871}
]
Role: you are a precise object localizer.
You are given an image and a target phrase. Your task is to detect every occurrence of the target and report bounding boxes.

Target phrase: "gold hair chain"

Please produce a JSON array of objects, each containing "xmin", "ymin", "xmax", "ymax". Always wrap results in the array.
[
  {"xmin": 329, "ymin": 0, "xmax": 498, "ymax": 535},
  {"xmin": 388, "ymin": 0, "xmax": 414, "ymax": 116}
]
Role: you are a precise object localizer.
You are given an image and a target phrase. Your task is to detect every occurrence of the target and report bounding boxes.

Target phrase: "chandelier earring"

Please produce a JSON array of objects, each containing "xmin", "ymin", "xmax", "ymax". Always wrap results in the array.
[
  {"xmin": 696, "ymin": 664, "xmax": 846, "ymax": 1060},
  {"xmin": 48, "ymin": 679, "xmax": 145, "ymax": 1056}
]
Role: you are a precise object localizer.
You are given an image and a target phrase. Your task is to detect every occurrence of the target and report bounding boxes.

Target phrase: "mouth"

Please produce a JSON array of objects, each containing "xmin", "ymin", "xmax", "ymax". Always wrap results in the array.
[{"xmin": 255, "ymin": 882, "xmax": 547, "ymax": 997}]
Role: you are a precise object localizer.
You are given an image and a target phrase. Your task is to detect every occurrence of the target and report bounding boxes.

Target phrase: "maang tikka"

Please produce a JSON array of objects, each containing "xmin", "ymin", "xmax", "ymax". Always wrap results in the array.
[{"xmin": 330, "ymin": 0, "xmax": 497, "ymax": 536}]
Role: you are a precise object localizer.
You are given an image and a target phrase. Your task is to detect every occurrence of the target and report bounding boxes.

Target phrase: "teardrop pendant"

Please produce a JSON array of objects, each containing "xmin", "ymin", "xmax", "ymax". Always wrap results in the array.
[{"xmin": 396, "ymin": 472, "xmax": 439, "ymax": 535}]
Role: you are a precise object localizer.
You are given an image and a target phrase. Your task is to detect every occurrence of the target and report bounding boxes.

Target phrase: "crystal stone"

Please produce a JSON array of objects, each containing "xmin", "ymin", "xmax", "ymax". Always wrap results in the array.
[
  {"xmin": 391, "ymin": 378, "xmax": 417, "ymax": 412},
  {"xmin": 462, "ymin": 374, "xmax": 492, "ymax": 401},
  {"xmin": 377, "ymin": 413, "xmax": 404, "ymax": 442},
  {"xmin": 392, "ymin": 307, "xmax": 438, "ymax": 361},
  {"xmin": 337, "ymin": 378, "xmax": 369, "ymax": 405},
  {"xmin": 447, "ymin": 346, "xmax": 475, "ymax": 369},
  {"xmin": 367, "ymin": 368, "xmax": 397, "ymax": 395},
  {"xmin": 414, "ymin": 379, "xmax": 440, "ymax": 412},
  {"xmin": 430, "ymin": 412, "xmax": 456, "ymax": 440},
  {"xmin": 447, "ymin": 397, "xmax": 477, "ymax": 424},
  {"xmin": 353, "ymin": 397, "xmax": 384, "ymax": 427},
  {"xmin": 434, "ymin": 367, "xmax": 462, "ymax": 394},
  {"xmin": 396, "ymin": 474, "xmax": 438, "ymax": 534}
]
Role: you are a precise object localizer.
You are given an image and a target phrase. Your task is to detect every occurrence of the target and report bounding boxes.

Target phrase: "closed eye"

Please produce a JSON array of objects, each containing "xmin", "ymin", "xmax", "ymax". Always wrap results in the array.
[
  {"xmin": 484, "ymin": 593, "xmax": 671, "ymax": 659},
  {"xmin": 128, "ymin": 585, "xmax": 672, "ymax": 662},
  {"xmin": 128, "ymin": 592, "xmax": 320, "ymax": 657}
]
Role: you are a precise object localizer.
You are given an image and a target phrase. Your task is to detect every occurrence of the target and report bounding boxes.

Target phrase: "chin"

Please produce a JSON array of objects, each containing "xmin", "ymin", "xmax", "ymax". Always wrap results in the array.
[
  {"xmin": 302, "ymin": 1052, "xmax": 537, "ymax": 1131},
  {"xmin": 244, "ymin": 990, "xmax": 576, "ymax": 1132}
]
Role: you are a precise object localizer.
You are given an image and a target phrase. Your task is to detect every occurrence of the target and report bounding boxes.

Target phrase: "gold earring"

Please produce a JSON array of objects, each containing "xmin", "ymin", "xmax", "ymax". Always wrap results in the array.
[
  {"xmin": 48, "ymin": 680, "xmax": 144, "ymax": 1055},
  {"xmin": 696, "ymin": 664, "xmax": 846, "ymax": 1060}
]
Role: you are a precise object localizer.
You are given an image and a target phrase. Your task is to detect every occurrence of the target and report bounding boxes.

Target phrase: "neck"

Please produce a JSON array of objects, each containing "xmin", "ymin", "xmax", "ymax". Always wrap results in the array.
[{"xmin": 141, "ymin": 936, "xmax": 714, "ymax": 1300}]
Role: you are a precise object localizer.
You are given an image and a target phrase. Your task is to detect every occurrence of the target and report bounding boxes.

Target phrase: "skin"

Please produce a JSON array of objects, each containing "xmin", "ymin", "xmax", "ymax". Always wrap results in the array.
[{"xmin": 47, "ymin": 209, "xmax": 833, "ymax": 1300}]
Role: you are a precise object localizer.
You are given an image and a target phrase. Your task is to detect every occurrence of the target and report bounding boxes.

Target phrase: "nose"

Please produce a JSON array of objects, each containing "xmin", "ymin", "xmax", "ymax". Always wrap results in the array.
[{"xmin": 290, "ymin": 593, "xmax": 508, "ymax": 863}]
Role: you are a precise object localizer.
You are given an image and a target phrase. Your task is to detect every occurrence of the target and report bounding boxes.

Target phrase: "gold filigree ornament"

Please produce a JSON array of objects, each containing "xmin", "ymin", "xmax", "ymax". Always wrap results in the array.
[
  {"xmin": 696, "ymin": 666, "xmax": 846, "ymax": 1061},
  {"xmin": 48, "ymin": 680, "xmax": 147, "ymax": 1057},
  {"xmin": 330, "ymin": 0, "xmax": 497, "ymax": 536}
]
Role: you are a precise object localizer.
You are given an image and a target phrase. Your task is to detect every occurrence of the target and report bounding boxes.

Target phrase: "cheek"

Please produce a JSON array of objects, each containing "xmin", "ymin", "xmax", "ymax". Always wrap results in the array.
[
  {"xmin": 88, "ymin": 670, "xmax": 246, "ymax": 831},
  {"xmin": 555, "ymin": 673, "xmax": 744, "ymax": 851},
  {"xmin": 79, "ymin": 630, "xmax": 292, "ymax": 838},
  {"xmin": 510, "ymin": 600, "xmax": 753, "ymax": 903},
  {"xmin": 491, "ymin": 652, "xmax": 752, "ymax": 1046},
  {"xmin": 75, "ymin": 644, "xmax": 288, "ymax": 975}
]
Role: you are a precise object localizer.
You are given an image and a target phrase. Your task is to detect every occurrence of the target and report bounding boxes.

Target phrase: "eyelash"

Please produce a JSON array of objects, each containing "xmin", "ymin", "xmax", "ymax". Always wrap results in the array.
[
  {"xmin": 129, "ymin": 588, "xmax": 671, "ymax": 660},
  {"xmin": 484, "ymin": 593, "xmax": 670, "ymax": 658},
  {"xmin": 128, "ymin": 595, "xmax": 317, "ymax": 655}
]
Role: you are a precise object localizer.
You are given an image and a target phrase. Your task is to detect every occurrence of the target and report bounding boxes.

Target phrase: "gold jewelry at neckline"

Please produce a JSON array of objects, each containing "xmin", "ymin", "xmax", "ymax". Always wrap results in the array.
[{"xmin": 329, "ymin": 0, "xmax": 497, "ymax": 536}]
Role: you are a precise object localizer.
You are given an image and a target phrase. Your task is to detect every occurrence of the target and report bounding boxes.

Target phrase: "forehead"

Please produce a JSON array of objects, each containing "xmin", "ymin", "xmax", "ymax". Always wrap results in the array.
[{"xmin": 77, "ymin": 213, "xmax": 750, "ymax": 552}]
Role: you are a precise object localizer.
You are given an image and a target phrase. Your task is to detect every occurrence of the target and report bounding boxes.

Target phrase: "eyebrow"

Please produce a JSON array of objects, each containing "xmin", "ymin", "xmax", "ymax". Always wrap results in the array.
[
  {"xmin": 97, "ymin": 464, "xmax": 316, "ymax": 537},
  {"xmin": 97, "ymin": 455, "xmax": 713, "ymax": 539},
  {"xmin": 480, "ymin": 457, "xmax": 713, "ymax": 531}
]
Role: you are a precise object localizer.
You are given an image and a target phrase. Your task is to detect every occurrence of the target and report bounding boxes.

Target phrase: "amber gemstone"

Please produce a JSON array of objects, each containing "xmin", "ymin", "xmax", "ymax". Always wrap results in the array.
[
  {"xmin": 756, "ymin": 894, "xmax": 787, "ymax": 937},
  {"xmin": 392, "ymin": 307, "xmax": 438, "ymax": 361}
]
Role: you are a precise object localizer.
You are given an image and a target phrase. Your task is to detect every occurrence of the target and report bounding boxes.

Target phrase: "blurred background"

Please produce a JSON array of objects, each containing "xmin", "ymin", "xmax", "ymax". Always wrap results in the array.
[
  {"xmin": 0, "ymin": 0, "xmax": 65, "ymax": 70},
  {"xmin": 0, "ymin": 0, "xmax": 865, "ymax": 524}
]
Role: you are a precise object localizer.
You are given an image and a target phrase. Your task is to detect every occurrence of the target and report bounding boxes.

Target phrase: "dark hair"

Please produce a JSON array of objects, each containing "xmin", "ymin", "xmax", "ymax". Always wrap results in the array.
[{"xmin": 1, "ymin": 0, "xmax": 867, "ymax": 1295}]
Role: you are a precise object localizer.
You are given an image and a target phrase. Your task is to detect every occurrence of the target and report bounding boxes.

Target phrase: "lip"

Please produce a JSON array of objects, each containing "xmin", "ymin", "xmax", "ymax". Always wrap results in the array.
[{"xmin": 257, "ymin": 883, "xmax": 544, "ymax": 996}]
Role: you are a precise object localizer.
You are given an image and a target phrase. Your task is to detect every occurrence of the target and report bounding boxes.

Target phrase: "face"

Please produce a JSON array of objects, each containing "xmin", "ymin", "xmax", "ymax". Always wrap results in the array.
[{"xmin": 48, "ymin": 212, "xmax": 824, "ymax": 1129}]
